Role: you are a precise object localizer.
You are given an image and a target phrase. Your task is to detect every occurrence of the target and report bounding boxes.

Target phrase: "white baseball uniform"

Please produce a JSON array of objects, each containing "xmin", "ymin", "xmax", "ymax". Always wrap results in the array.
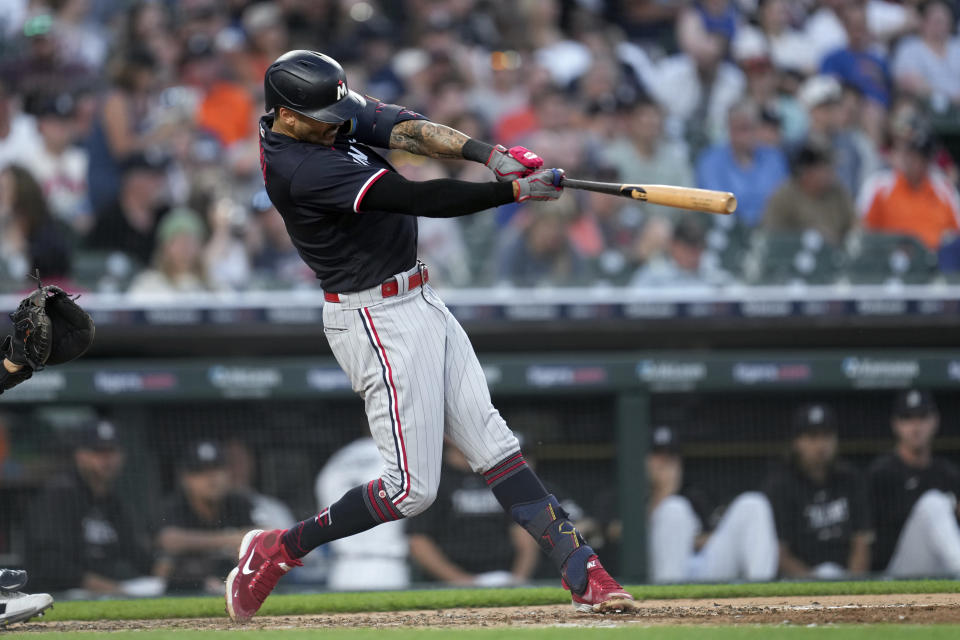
[
  {"xmin": 322, "ymin": 263, "xmax": 521, "ymax": 518},
  {"xmin": 648, "ymin": 491, "xmax": 779, "ymax": 583}
]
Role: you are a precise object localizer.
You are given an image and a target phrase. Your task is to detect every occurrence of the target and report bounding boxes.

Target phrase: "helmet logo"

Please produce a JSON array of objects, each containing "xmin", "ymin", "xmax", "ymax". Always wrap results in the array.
[{"xmin": 336, "ymin": 79, "xmax": 347, "ymax": 100}]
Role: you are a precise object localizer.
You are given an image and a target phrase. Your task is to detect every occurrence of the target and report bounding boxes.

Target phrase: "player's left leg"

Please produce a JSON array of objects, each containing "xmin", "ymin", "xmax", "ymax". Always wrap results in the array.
[
  {"xmin": 695, "ymin": 492, "xmax": 778, "ymax": 582},
  {"xmin": 0, "ymin": 569, "xmax": 54, "ymax": 628},
  {"xmin": 428, "ymin": 285, "xmax": 636, "ymax": 612}
]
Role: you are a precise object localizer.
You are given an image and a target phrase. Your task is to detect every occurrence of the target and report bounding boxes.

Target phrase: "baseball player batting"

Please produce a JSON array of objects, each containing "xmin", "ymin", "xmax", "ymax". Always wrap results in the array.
[{"xmin": 225, "ymin": 50, "xmax": 636, "ymax": 621}]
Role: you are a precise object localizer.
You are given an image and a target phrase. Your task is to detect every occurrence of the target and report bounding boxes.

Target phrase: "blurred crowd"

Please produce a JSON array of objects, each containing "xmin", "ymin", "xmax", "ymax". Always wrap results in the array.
[{"xmin": 0, "ymin": 0, "xmax": 959, "ymax": 294}]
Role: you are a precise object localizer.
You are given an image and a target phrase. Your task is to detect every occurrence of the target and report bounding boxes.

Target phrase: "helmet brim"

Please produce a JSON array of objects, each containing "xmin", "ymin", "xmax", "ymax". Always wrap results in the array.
[{"xmin": 297, "ymin": 90, "xmax": 366, "ymax": 123}]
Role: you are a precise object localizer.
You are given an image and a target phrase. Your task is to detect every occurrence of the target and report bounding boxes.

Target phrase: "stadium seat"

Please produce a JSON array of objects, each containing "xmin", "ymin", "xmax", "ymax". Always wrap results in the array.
[
  {"xmin": 706, "ymin": 217, "xmax": 752, "ymax": 279},
  {"xmin": 844, "ymin": 232, "xmax": 937, "ymax": 285},
  {"xmin": 71, "ymin": 250, "xmax": 143, "ymax": 293},
  {"xmin": 744, "ymin": 230, "xmax": 842, "ymax": 285}
]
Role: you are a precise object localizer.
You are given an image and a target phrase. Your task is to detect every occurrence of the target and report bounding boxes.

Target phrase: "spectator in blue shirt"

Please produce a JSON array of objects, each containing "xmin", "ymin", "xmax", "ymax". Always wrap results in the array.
[
  {"xmin": 819, "ymin": 3, "xmax": 891, "ymax": 144},
  {"xmin": 696, "ymin": 100, "xmax": 788, "ymax": 227},
  {"xmin": 820, "ymin": 4, "xmax": 891, "ymax": 106}
]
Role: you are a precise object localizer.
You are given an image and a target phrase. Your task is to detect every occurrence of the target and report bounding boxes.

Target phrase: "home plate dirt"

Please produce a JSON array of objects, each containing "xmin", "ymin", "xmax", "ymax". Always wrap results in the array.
[{"xmin": 14, "ymin": 593, "xmax": 960, "ymax": 632}]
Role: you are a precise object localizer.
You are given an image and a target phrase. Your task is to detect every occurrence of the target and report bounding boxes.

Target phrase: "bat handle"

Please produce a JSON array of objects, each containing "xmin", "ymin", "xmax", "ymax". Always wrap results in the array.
[{"xmin": 560, "ymin": 177, "xmax": 620, "ymax": 196}]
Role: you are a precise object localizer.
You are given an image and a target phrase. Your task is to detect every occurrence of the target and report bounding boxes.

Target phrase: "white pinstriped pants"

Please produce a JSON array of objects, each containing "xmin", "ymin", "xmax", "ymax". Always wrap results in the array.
[{"xmin": 322, "ymin": 265, "xmax": 520, "ymax": 518}]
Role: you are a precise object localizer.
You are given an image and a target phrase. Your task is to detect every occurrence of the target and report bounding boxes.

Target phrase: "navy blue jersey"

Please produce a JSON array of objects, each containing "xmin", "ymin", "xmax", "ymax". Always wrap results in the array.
[{"xmin": 258, "ymin": 101, "xmax": 427, "ymax": 293}]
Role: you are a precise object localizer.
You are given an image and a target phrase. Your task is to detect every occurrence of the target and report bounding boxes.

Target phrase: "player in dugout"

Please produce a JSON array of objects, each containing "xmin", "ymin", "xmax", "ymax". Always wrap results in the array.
[
  {"xmin": 763, "ymin": 403, "xmax": 873, "ymax": 579},
  {"xmin": 868, "ymin": 389, "xmax": 960, "ymax": 577}
]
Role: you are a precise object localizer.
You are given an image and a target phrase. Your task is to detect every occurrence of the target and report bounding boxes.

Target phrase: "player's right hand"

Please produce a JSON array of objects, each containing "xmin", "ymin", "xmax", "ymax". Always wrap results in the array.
[
  {"xmin": 514, "ymin": 168, "xmax": 564, "ymax": 202},
  {"xmin": 486, "ymin": 145, "xmax": 543, "ymax": 181}
]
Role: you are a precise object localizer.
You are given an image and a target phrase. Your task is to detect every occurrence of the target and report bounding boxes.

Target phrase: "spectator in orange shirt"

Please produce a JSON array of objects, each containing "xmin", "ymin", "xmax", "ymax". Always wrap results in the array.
[
  {"xmin": 857, "ymin": 128, "xmax": 960, "ymax": 250},
  {"xmin": 181, "ymin": 38, "xmax": 253, "ymax": 148}
]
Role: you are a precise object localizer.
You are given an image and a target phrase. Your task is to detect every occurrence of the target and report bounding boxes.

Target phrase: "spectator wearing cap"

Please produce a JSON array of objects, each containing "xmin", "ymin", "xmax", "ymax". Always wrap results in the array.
[
  {"xmin": 857, "ymin": 127, "xmax": 960, "ymax": 251},
  {"xmin": 646, "ymin": 425, "xmax": 778, "ymax": 583},
  {"xmin": 154, "ymin": 440, "xmax": 255, "ymax": 594},
  {"xmin": 763, "ymin": 403, "xmax": 873, "ymax": 579},
  {"xmin": 127, "ymin": 207, "xmax": 210, "ymax": 296},
  {"xmin": 762, "ymin": 139, "xmax": 856, "ymax": 245},
  {"xmin": 695, "ymin": 100, "xmax": 788, "ymax": 227},
  {"xmin": 21, "ymin": 91, "xmax": 92, "ymax": 233},
  {"xmin": 891, "ymin": 1, "xmax": 960, "ymax": 109},
  {"xmin": 631, "ymin": 217, "xmax": 733, "ymax": 290},
  {"xmin": 25, "ymin": 419, "xmax": 156, "ymax": 594},
  {"xmin": 85, "ymin": 152, "xmax": 170, "ymax": 266},
  {"xmin": 798, "ymin": 75, "xmax": 879, "ymax": 198},
  {"xmin": 868, "ymin": 390, "xmax": 960, "ymax": 577},
  {"xmin": 1, "ymin": 9, "xmax": 95, "ymax": 101}
]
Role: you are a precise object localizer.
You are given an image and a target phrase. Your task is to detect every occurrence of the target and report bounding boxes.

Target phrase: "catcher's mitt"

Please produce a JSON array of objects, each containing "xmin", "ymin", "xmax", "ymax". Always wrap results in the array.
[{"xmin": 6, "ymin": 284, "xmax": 95, "ymax": 370}]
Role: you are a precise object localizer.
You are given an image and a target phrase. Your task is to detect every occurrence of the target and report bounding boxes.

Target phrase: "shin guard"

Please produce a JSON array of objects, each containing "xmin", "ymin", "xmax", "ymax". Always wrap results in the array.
[{"xmin": 511, "ymin": 494, "xmax": 593, "ymax": 594}]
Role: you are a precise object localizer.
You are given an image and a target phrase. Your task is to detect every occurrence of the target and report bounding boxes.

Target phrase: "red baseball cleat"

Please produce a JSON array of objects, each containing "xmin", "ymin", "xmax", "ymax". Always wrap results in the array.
[
  {"xmin": 563, "ymin": 555, "xmax": 638, "ymax": 613},
  {"xmin": 225, "ymin": 529, "xmax": 302, "ymax": 622}
]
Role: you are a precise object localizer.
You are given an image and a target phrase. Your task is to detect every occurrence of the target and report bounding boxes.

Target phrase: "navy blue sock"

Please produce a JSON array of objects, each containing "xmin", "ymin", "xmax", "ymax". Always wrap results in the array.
[
  {"xmin": 483, "ymin": 452, "xmax": 595, "ymax": 594},
  {"xmin": 281, "ymin": 478, "xmax": 402, "ymax": 559},
  {"xmin": 484, "ymin": 452, "xmax": 548, "ymax": 508}
]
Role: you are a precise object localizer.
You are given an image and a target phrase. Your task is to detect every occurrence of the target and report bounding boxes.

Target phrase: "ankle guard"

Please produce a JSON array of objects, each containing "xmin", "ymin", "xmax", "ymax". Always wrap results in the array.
[{"xmin": 511, "ymin": 494, "xmax": 593, "ymax": 594}]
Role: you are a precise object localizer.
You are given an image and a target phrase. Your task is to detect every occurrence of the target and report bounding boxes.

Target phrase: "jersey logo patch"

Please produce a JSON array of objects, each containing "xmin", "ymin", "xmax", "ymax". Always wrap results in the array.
[{"xmin": 347, "ymin": 145, "xmax": 370, "ymax": 166}]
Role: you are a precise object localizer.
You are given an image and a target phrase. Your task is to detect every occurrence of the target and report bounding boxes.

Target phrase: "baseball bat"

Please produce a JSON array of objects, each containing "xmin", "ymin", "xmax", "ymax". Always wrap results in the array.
[{"xmin": 561, "ymin": 178, "xmax": 737, "ymax": 215}]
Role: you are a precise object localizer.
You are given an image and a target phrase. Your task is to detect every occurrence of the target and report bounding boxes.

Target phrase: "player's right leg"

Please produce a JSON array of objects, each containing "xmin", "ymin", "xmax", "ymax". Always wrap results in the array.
[
  {"xmin": 647, "ymin": 495, "xmax": 700, "ymax": 583},
  {"xmin": 0, "ymin": 569, "xmax": 54, "ymax": 628},
  {"xmin": 227, "ymin": 287, "xmax": 446, "ymax": 622},
  {"xmin": 886, "ymin": 489, "xmax": 960, "ymax": 577},
  {"xmin": 430, "ymin": 287, "xmax": 635, "ymax": 612}
]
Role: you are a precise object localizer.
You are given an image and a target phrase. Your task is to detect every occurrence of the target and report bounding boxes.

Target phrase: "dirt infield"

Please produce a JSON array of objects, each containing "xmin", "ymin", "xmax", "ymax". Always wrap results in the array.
[{"xmin": 14, "ymin": 593, "xmax": 960, "ymax": 632}]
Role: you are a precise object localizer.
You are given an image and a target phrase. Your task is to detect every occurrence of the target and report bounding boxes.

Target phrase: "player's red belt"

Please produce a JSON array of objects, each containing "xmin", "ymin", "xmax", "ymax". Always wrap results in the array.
[{"xmin": 324, "ymin": 267, "xmax": 429, "ymax": 303}]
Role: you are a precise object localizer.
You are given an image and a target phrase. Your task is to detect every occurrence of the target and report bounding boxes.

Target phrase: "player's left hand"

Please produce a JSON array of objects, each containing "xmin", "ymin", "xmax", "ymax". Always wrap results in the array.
[
  {"xmin": 6, "ymin": 282, "xmax": 95, "ymax": 371},
  {"xmin": 514, "ymin": 168, "xmax": 564, "ymax": 202},
  {"xmin": 485, "ymin": 145, "xmax": 544, "ymax": 181}
]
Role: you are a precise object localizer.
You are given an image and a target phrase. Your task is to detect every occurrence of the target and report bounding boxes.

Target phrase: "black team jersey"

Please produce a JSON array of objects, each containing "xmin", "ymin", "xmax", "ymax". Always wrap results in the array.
[
  {"xmin": 764, "ymin": 461, "xmax": 871, "ymax": 569},
  {"xmin": 868, "ymin": 452, "xmax": 960, "ymax": 571},
  {"xmin": 258, "ymin": 101, "xmax": 427, "ymax": 293}
]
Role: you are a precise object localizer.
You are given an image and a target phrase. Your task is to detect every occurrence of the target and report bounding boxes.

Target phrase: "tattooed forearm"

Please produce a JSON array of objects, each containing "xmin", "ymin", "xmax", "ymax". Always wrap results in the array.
[{"xmin": 389, "ymin": 120, "xmax": 470, "ymax": 159}]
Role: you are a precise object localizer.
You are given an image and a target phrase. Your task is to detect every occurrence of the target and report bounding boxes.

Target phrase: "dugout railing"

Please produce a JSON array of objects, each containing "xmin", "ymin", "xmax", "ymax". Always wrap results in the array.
[{"xmin": 1, "ymin": 349, "xmax": 959, "ymax": 584}]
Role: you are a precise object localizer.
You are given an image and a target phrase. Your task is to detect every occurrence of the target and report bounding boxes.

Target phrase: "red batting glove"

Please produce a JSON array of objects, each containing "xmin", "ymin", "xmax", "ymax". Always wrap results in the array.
[{"xmin": 486, "ymin": 145, "xmax": 544, "ymax": 181}]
